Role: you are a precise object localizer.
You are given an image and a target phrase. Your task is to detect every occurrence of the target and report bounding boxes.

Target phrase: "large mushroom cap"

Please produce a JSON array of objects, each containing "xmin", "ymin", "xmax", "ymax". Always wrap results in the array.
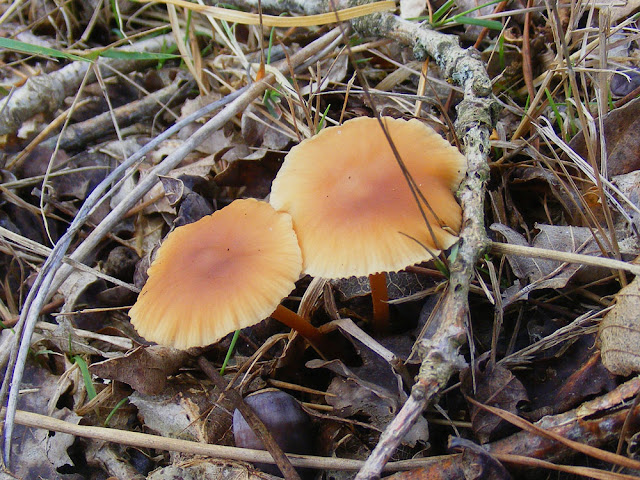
[
  {"xmin": 129, "ymin": 198, "xmax": 302, "ymax": 350},
  {"xmin": 270, "ymin": 116, "xmax": 467, "ymax": 278}
]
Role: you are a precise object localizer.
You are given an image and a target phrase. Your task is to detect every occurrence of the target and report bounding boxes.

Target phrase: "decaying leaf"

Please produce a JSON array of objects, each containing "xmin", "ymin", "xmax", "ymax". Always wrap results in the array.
[
  {"xmin": 59, "ymin": 269, "xmax": 100, "ymax": 314},
  {"xmin": 7, "ymin": 362, "xmax": 83, "ymax": 479},
  {"xmin": 461, "ymin": 353, "xmax": 529, "ymax": 444},
  {"xmin": 569, "ymin": 96, "xmax": 640, "ymax": 177},
  {"xmin": 130, "ymin": 379, "xmax": 235, "ymax": 450},
  {"xmin": 599, "ymin": 277, "xmax": 640, "ymax": 376},
  {"xmin": 597, "ymin": 0, "xmax": 640, "ymax": 22},
  {"xmin": 90, "ymin": 345, "xmax": 190, "ymax": 395},
  {"xmin": 490, "ymin": 223, "xmax": 617, "ymax": 303},
  {"xmin": 332, "ymin": 271, "xmax": 431, "ymax": 302},
  {"xmin": 307, "ymin": 323, "xmax": 429, "ymax": 447},
  {"xmin": 130, "ymin": 388, "xmax": 201, "ymax": 443},
  {"xmin": 400, "ymin": 0, "xmax": 426, "ymax": 18},
  {"xmin": 242, "ymin": 104, "xmax": 293, "ymax": 150},
  {"xmin": 147, "ymin": 458, "xmax": 272, "ymax": 480}
]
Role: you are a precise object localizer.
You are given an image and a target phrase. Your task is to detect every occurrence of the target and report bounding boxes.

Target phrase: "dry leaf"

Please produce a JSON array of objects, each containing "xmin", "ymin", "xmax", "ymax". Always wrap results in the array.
[
  {"xmin": 148, "ymin": 458, "xmax": 272, "ymax": 480},
  {"xmin": 400, "ymin": 0, "xmax": 426, "ymax": 18},
  {"xmin": 569, "ymin": 96, "xmax": 640, "ymax": 177},
  {"xmin": 461, "ymin": 353, "xmax": 529, "ymax": 444},
  {"xmin": 599, "ymin": 277, "xmax": 640, "ymax": 376},
  {"xmin": 7, "ymin": 362, "xmax": 83, "ymax": 479},
  {"xmin": 90, "ymin": 345, "xmax": 190, "ymax": 395}
]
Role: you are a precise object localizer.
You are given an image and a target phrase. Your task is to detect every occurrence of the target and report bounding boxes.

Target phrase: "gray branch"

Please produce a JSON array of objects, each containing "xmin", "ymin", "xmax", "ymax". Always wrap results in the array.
[
  {"xmin": 350, "ymin": 12, "xmax": 496, "ymax": 480},
  {"xmin": 219, "ymin": 0, "xmax": 350, "ymax": 15}
]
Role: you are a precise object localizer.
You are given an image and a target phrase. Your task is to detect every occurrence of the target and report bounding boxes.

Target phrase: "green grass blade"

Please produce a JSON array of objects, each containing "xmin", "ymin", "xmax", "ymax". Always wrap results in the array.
[
  {"xmin": 98, "ymin": 49, "xmax": 179, "ymax": 61},
  {"xmin": 449, "ymin": 16, "xmax": 503, "ymax": 30},
  {"xmin": 266, "ymin": 27, "xmax": 276, "ymax": 64},
  {"xmin": 104, "ymin": 397, "xmax": 129, "ymax": 427},
  {"xmin": 317, "ymin": 104, "xmax": 331, "ymax": 133},
  {"xmin": 220, "ymin": 330, "xmax": 240, "ymax": 375},
  {"xmin": 73, "ymin": 356, "xmax": 97, "ymax": 400},
  {"xmin": 431, "ymin": 0, "xmax": 456, "ymax": 23},
  {"xmin": 544, "ymin": 87, "xmax": 565, "ymax": 136},
  {"xmin": 110, "ymin": 0, "xmax": 125, "ymax": 38},
  {"xmin": 0, "ymin": 38, "xmax": 88, "ymax": 62}
]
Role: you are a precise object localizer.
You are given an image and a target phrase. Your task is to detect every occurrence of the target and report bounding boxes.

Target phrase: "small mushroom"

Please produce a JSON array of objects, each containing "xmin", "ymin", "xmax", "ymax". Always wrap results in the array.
[
  {"xmin": 270, "ymin": 116, "xmax": 467, "ymax": 332},
  {"xmin": 128, "ymin": 198, "xmax": 325, "ymax": 350}
]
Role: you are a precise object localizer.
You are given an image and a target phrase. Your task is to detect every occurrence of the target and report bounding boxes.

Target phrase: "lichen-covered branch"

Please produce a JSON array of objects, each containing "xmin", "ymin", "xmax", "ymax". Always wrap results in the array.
[
  {"xmin": 351, "ymin": 12, "xmax": 496, "ymax": 480},
  {"xmin": 222, "ymin": 0, "xmax": 348, "ymax": 15}
]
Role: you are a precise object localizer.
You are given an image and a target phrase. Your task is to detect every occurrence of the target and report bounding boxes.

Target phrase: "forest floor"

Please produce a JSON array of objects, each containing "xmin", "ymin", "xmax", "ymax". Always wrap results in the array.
[{"xmin": 1, "ymin": 0, "xmax": 640, "ymax": 479}]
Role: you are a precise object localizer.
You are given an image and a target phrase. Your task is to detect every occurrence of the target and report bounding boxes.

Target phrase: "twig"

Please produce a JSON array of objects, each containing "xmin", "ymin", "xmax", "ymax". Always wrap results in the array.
[
  {"xmin": 1, "ymin": 28, "xmax": 345, "ymax": 467},
  {"xmin": 491, "ymin": 241, "xmax": 640, "ymax": 276},
  {"xmin": 0, "ymin": 407, "xmax": 452, "ymax": 472},
  {"xmin": 350, "ymin": 12, "xmax": 495, "ymax": 479},
  {"xmin": 197, "ymin": 356, "xmax": 301, "ymax": 480},
  {"xmin": 40, "ymin": 78, "xmax": 191, "ymax": 152}
]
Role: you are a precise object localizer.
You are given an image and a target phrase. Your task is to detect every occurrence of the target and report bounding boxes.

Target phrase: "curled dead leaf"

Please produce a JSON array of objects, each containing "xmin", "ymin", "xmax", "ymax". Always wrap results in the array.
[
  {"xmin": 599, "ymin": 277, "xmax": 640, "ymax": 376},
  {"xmin": 90, "ymin": 345, "xmax": 190, "ymax": 395}
]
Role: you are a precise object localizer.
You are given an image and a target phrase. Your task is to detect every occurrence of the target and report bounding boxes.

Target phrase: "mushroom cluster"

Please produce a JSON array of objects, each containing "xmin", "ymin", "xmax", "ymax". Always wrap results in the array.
[{"xmin": 128, "ymin": 116, "xmax": 466, "ymax": 349}]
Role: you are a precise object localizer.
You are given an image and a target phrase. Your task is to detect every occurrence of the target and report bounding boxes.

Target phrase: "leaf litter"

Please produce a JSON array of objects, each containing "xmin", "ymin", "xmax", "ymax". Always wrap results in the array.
[{"xmin": 1, "ymin": 0, "xmax": 640, "ymax": 479}]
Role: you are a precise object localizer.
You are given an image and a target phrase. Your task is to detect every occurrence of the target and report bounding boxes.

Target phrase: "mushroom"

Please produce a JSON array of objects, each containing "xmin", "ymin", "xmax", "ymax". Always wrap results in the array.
[
  {"xmin": 128, "ymin": 198, "xmax": 326, "ymax": 350},
  {"xmin": 269, "ymin": 116, "xmax": 467, "ymax": 332}
]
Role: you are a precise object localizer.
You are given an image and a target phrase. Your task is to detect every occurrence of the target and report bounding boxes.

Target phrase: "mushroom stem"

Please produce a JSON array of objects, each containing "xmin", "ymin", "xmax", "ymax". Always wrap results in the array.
[
  {"xmin": 270, "ymin": 304, "xmax": 330, "ymax": 354},
  {"xmin": 369, "ymin": 273, "xmax": 390, "ymax": 333}
]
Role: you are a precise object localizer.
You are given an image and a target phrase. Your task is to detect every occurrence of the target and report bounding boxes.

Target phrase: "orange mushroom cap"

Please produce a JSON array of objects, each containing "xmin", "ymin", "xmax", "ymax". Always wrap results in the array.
[
  {"xmin": 270, "ymin": 116, "xmax": 467, "ymax": 278},
  {"xmin": 129, "ymin": 198, "xmax": 302, "ymax": 350}
]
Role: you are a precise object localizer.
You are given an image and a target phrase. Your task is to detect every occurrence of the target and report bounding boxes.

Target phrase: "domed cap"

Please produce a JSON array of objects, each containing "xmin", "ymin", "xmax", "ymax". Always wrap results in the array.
[
  {"xmin": 129, "ymin": 199, "xmax": 303, "ymax": 350},
  {"xmin": 270, "ymin": 116, "xmax": 467, "ymax": 278}
]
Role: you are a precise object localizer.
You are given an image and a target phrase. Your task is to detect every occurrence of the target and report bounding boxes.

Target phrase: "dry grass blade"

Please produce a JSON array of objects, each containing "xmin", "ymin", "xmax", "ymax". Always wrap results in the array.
[
  {"xmin": 468, "ymin": 398, "xmax": 640, "ymax": 471},
  {"xmin": 2, "ymin": 407, "xmax": 452, "ymax": 472},
  {"xmin": 137, "ymin": 0, "xmax": 396, "ymax": 26},
  {"xmin": 494, "ymin": 453, "xmax": 640, "ymax": 480},
  {"xmin": 491, "ymin": 241, "xmax": 640, "ymax": 276}
]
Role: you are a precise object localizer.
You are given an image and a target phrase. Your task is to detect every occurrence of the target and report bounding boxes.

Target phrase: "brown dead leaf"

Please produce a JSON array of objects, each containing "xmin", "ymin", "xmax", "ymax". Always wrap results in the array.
[
  {"xmin": 7, "ymin": 362, "xmax": 83, "ymax": 479},
  {"xmin": 90, "ymin": 345, "xmax": 190, "ymax": 395},
  {"xmin": 400, "ymin": 0, "xmax": 426, "ymax": 18},
  {"xmin": 448, "ymin": 437, "xmax": 513, "ymax": 480},
  {"xmin": 461, "ymin": 353, "xmax": 529, "ymax": 444},
  {"xmin": 490, "ymin": 223, "xmax": 616, "ymax": 300},
  {"xmin": 308, "ymin": 334, "xmax": 429, "ymax": 447},
  {"xmin": 49, "ymin": 152, "xmax": 113, "ymax": 202},
  {"xmin": 599, "ymin": 277, "xmax": 640, "ymax": 376},
  {"xmin": 242, "ymin": 105, "xmax": 293, "ymax": 150},
  {"xmin": 598, "ymin": 0, "xmax": 640, "ymax": 22},
  {"xmin": 148, "ymin": 458, "xmax": 271, "ymax": 480},
  {"xmin": 214, "ymin": 152, "xmax": 283, "ymax": 198},
  {"xmin": 332, "ymin": 271, "xmax": 431, "ymax": 302},
  {"xmin": 569, "ymin": 96, "xmax": 640, "ymax": 177},
  {"xmin": 130, "ymin": 378, "xmax": 235, "ymax": 449}
]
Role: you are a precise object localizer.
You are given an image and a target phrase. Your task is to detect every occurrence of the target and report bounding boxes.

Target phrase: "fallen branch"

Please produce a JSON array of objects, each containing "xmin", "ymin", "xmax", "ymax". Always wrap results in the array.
[{"xmin": 350, "ymin": 11, "xmax": 496, "ymax": 479}]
